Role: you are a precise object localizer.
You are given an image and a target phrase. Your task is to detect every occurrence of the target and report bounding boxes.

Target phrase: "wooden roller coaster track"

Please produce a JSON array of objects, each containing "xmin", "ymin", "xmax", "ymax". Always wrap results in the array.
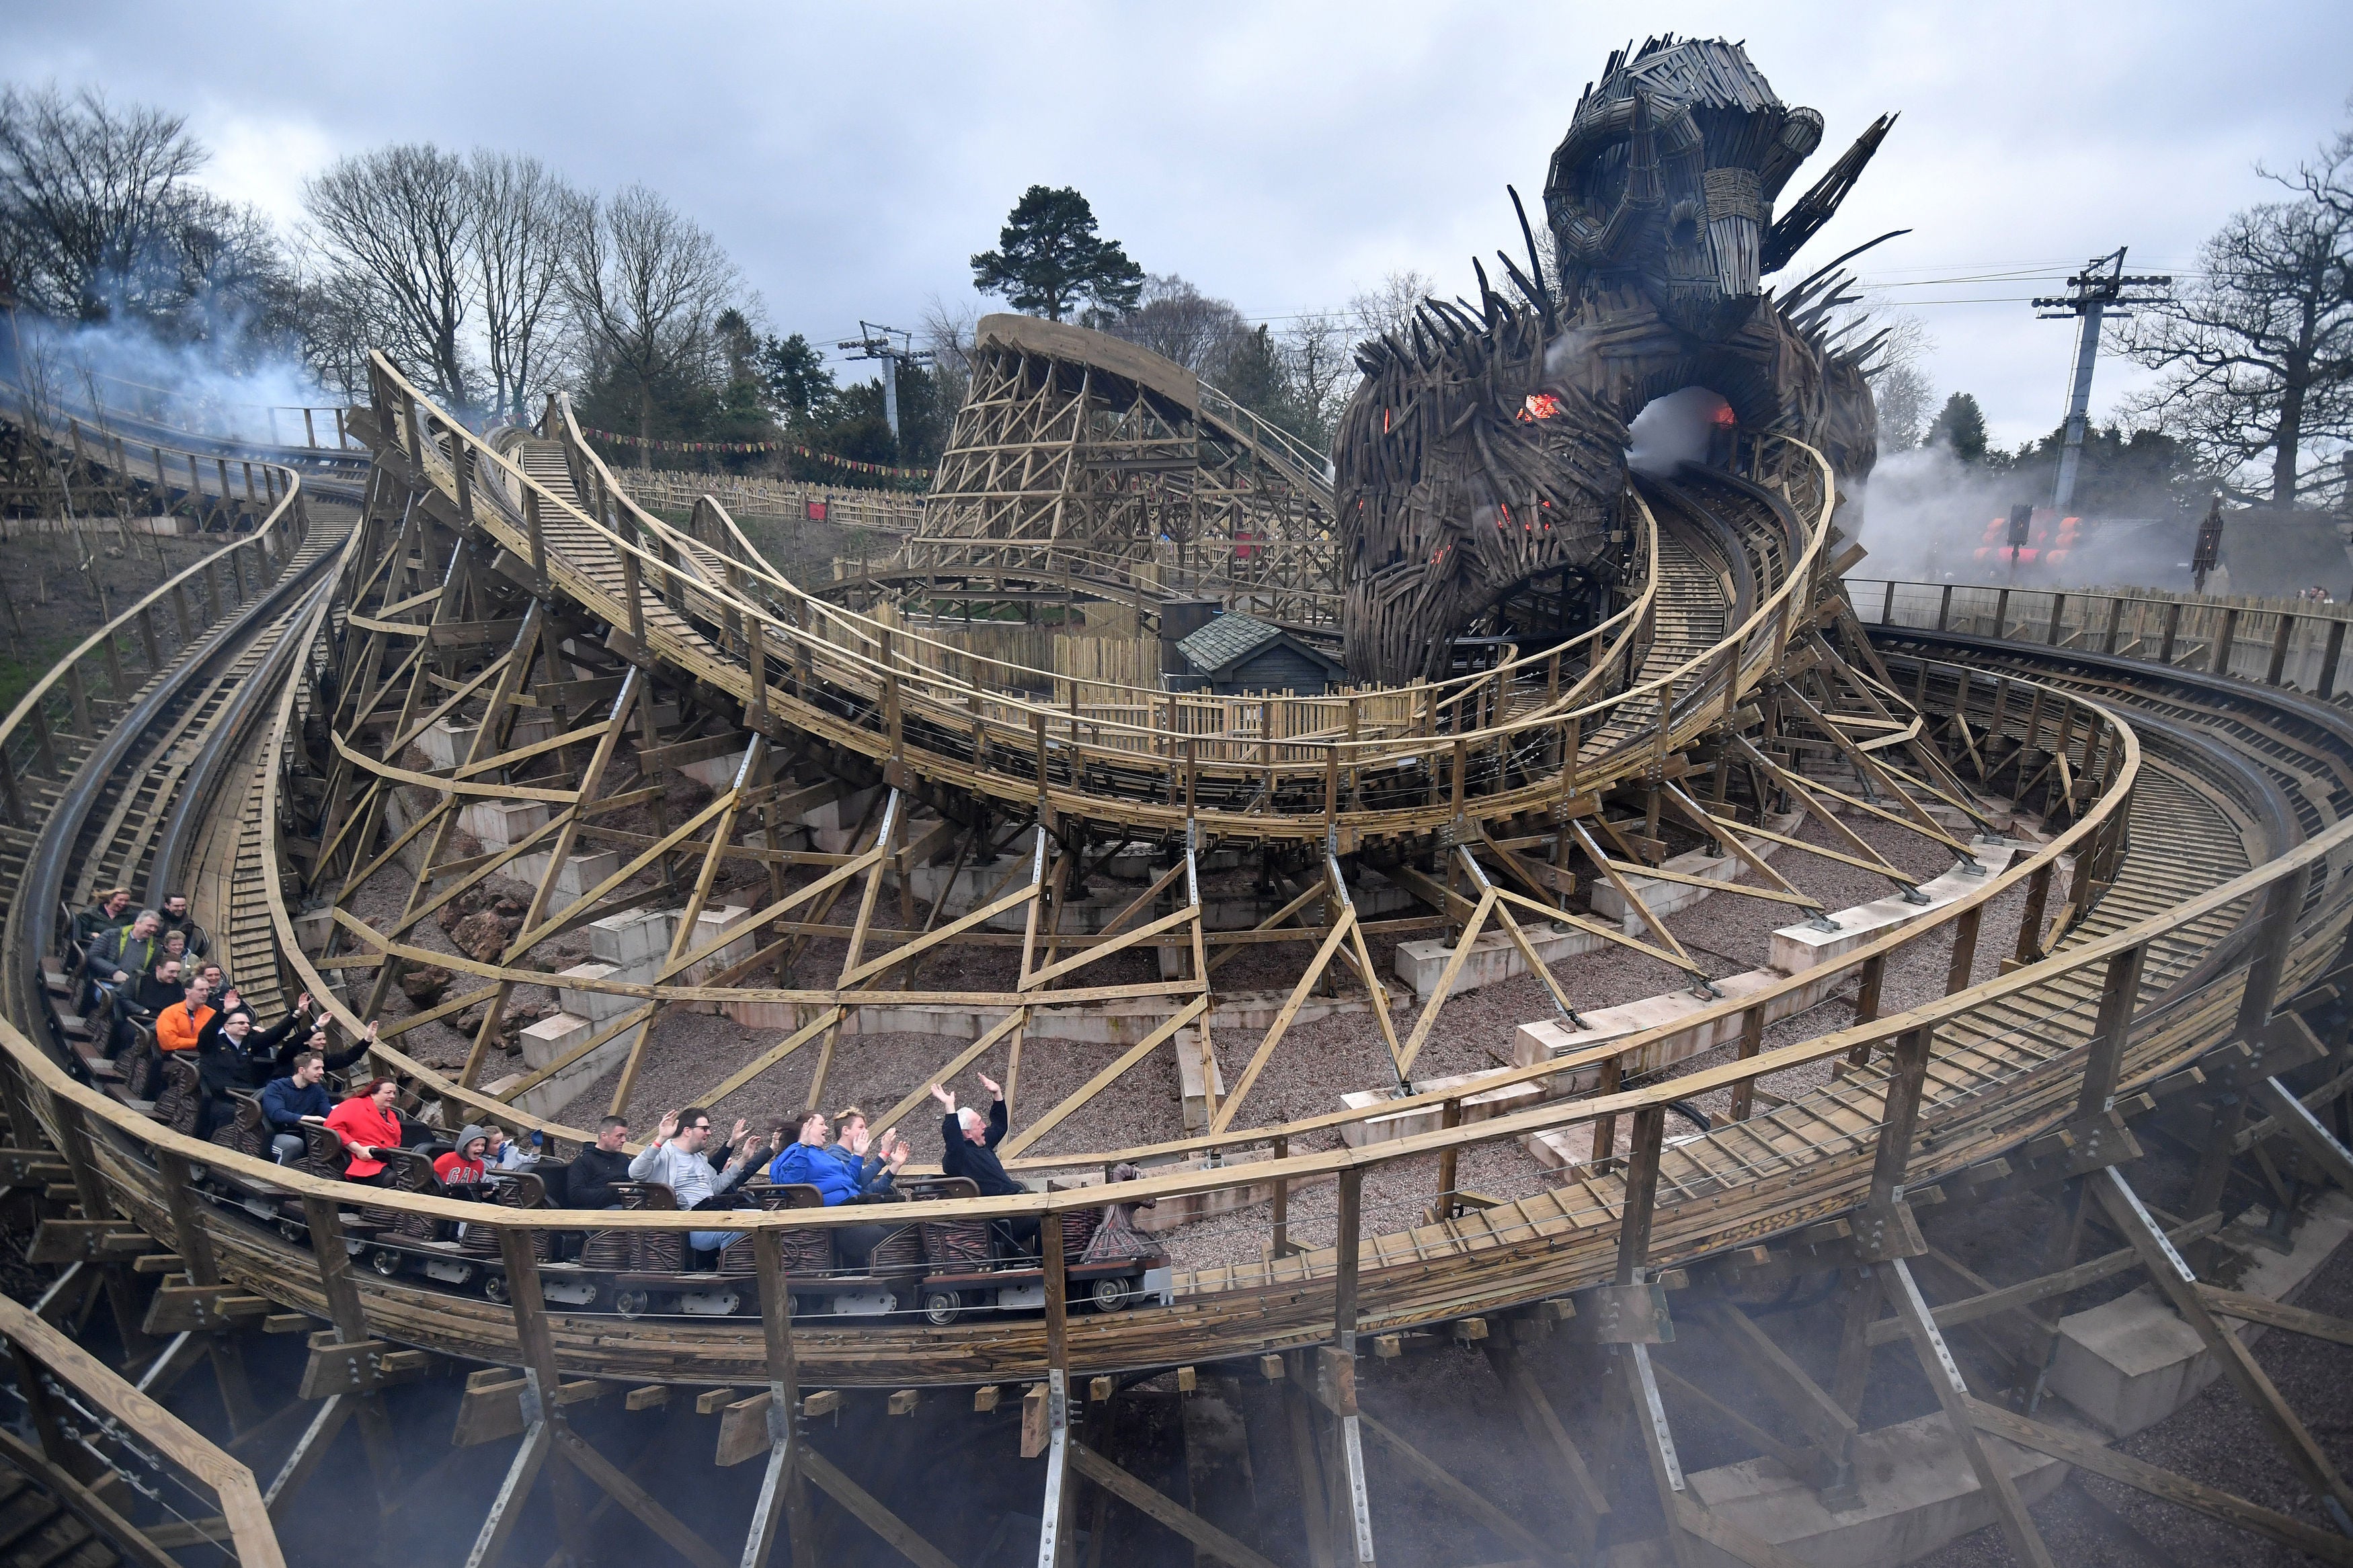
[{"xmin": 8, "ymin": 365, "xmax": 2353, "ymax": 1568}]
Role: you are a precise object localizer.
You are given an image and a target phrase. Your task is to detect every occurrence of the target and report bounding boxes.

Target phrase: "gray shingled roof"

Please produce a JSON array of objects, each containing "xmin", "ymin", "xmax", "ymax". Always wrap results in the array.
[{"xmin": 1175, "ymin": 612, "xmax": 1285, "ymax": 677}]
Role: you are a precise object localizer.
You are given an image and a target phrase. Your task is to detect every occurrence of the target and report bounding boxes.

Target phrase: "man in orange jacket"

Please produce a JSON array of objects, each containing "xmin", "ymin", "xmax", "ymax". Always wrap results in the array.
[{"xmin": 155, "ymin": 978, "xmax": 216, "ymax": 1055}]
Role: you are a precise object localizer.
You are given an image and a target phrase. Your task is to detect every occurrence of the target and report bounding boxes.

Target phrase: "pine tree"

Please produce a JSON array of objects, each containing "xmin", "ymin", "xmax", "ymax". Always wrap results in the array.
[
  {"xmin": 970, "ymin": 186, "xmax": 1144, "ymax": 322},
  {"xmin": 1925, "ymin": 392, "xmax": 1989, "ymax": 462}
]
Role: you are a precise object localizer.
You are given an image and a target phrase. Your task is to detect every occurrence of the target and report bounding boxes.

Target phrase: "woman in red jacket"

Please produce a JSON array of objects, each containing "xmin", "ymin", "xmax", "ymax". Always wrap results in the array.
[{"xmin": 323, "ymin": 1079, "xmax": 403, "ymax": 1183}]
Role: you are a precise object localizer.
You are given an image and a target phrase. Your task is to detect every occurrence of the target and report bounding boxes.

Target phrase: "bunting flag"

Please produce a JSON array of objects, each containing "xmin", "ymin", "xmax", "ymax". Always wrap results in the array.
[{"xmin": 581, "ymin": 425, "xmax": 932, "ymax": 480}]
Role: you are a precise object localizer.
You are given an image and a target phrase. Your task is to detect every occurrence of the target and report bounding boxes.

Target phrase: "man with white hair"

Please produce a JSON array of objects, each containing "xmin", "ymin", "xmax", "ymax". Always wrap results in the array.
[{"xmin": 930, "ymin": 1073, "xmax": 1039, "ymax": 1251}]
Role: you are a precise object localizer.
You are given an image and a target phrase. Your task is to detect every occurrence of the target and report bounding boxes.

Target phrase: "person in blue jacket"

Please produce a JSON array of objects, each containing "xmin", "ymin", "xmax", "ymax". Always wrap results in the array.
[
  {"xmin": 768, "ymin": 1110, "xmax": 908, "ymax": 1267},
  {"xmin": 259, "ymin": 1050, "xmax": 334, "ymax": 1163}
]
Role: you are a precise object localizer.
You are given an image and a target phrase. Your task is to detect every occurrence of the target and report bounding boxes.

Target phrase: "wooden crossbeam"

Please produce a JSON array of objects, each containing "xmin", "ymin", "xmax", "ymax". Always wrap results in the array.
[
  {"xmin": 1966, "ymin": 1397, "xmax": 2353, "ymax": 1566},
  {"xmin": 688, "ymin": 1006, "xmax": 845, "ymax": 1110},
  {"xmin": 1396, "ymin": 889, "xmax": 1497, "ymax": 1078},
  {"xmin": 1019, "ymin": 903, "xmax": 1200, "ymax": 992},
  {"xmin": 871, "ymin": 1009, "xmax": 1028, "ymax": 1137},
  {"xmin": 2091, "ymin": 1167, "xmax": 2353, "ymax": 1525},
  {"xmin": 795, "ymin": 1445, "xmax": 959, "ymax": 1568},
  {"xmin": 1659, "ymin": 784, "xmax": 1821, "ymax": 910},
  {"xmin": 1001, "ymin": 996, "xmax": 1209, "ymax": 1157},
  {"xmin": 1066, "ymin": 1440, "xmax": 1282, "ymax": 1568},
  {"xmin": 1211, "ymin": 908, "xmax": 1357, "ymax": 1135},
  {"xmin": 1730, "ymin": 735, "xmax": 1912, "ymax": 883},
  {"xmin": 1204, "ymin": 874, "xmax": 1328, "ymax": 976}
]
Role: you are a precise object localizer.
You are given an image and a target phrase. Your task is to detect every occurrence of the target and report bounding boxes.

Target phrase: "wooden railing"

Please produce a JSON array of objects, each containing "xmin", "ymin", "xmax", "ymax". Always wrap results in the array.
[
  {"xmin": 11, "ymin": 645, "xmax": 2343, "ymax": 1387},
  {"xmin": 0, "ymin": 1291, "xmax": 284, "ymax": 1566},
  {"xmin": 368, "ymin": 354, "xmax": 1831, "ymax": 839},
  {"xmin": 0, "ymin": 448, "xmax": 309, "ymax": 829},
  {"xmin": 1851, "ymin": 577, "xmax": 2353, "ymax": 700}
]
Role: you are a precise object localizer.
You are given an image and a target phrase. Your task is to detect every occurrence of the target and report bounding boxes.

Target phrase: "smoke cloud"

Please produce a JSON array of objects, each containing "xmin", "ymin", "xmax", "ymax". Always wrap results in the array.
[
  {"xmin": 1627, "ymin": 386, "xmax": 1730, "ymax": 478},
  {"xmin": 5, "ymin": 309, "xmax": 331, "ymax": 448},
  {"xmin": 1851, "ymin": 442, "xmax": 2194, "ymax": 591}
]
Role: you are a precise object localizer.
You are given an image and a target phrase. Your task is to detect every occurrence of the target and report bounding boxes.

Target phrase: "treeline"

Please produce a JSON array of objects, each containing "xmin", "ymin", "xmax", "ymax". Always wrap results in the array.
[
  {"xmin": 1868, "ymin": 108, "xmax": 2352, "ymax": 519},
  {"xmin": 0, "ymin": 85, "xmax": 943, "ymax": 487}
]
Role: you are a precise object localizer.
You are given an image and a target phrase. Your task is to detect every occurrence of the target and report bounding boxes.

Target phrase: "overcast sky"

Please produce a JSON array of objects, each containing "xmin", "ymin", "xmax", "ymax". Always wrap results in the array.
[{"xmin": 12, "ymin": 1, "xmax": 2351, "ymax": 447}]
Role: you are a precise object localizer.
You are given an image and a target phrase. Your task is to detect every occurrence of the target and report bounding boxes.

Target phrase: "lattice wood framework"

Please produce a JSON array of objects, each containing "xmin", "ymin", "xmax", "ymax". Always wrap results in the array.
[
  {"xmin": 905, "ymin": 315, "xmax": 1341, "ymax": 624},
  {"xmin": 280, "ymin": 351, "xmax": 2018, "ymax": 1184}
]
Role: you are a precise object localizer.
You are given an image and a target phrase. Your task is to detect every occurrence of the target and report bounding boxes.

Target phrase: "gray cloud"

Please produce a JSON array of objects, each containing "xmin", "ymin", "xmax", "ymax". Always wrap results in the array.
[{"xmin": 13, "ymin": 0, "xmax": 2351, "ymax": 443}]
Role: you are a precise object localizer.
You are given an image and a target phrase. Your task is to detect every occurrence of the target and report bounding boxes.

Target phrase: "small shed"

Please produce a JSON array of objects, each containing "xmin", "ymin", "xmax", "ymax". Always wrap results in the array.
[{"xmin": 1172, "ymin": 612, "xmax": 1349, "ymax": 696}]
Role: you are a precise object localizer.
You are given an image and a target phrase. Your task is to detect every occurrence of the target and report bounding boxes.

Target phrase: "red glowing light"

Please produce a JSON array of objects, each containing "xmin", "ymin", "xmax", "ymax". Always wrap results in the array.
[{"xmin": 1519, "ymin": 393, "xmax": 1561, "ymax": 422}]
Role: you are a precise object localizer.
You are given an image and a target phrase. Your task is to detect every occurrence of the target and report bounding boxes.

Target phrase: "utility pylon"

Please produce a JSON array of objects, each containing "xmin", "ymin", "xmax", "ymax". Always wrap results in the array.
[
  {"xmin": 2033, "ymin": 248, "xmax": 2170, "ymax": 514},
  {"xmin": 836, "ymin": 322, "xmax": 935, "ymax": 443}
]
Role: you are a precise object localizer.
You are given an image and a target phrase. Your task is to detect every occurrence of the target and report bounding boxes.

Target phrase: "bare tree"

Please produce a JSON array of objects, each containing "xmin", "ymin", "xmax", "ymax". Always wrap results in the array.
[
  {"xmin": 468, "ymin": 150, "xmax": 575, "ymax": 421},
  {"xmin": 1280, "ymin": 310, "xmax": 1355, "ymax": 449},
  {"xmin": 0, "ymin": 85, "xmax": 288, "ymax": 342},
  {"xmin": 1847, "ymin": 308, "xmax": 1936, "ymax": 452},
  {"xmin": 2123, "ymin": 116, "xmax": 2353, "ymax": 507},
  {"xmin": 302, "ymin": 143, "xmax": 476, "ymax": 407},
  {"xmin": 1348, "ymin": 268, "xmax": 1438, "ymax": 344},
  {"xmin": 920, "ymin": 294, "xmax": 979, "ymax": 418},
  {"xmin": 1097, "ymin": 274, "xmax": 1246, "ymax": 372},
  {"xmin": 560, "ymin": 183, "xmax": 740, "ymax": 445}
]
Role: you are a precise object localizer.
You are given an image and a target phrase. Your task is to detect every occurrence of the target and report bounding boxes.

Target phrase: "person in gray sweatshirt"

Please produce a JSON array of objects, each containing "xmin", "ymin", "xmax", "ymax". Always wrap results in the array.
[{"xmin": 627, "ymin": 1106, "xmax": 765, "ymax": 1255}]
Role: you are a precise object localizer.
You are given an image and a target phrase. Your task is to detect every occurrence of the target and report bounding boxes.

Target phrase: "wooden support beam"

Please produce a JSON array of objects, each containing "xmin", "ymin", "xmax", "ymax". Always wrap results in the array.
[
  {"xmin": 796, "ymin": 1444, "xmax": 961, "ymax": 1568},
  {"xmin": 1485, "ymin": 1344, "xmax": 1609, "ymax": 1557},
  {"xmin": 296, "ymin": 1198, "xmax": 401, "ymax": 1502},
  {"xmin": 741, "ymin": 1228, "xmax": 814, "ymax": 1568},
  {"xmin": 1966, "ymin": 1397, "xmax": 2353, "ymax": 1566},
  {"xmin": 462, "ymin": 1421, "xmax": 551, "ymax": 1568},
  {"xmin": 1211, "ymin": 907, "xmax": 1357, "ymax": 1134},
  {"xmin": 1684, "ymin": 1293, "xmax": 1857, "ymax": 1493},
  {"xmin": 1067, "ymin": 1440, "xmax": 1282, "ymax": 1568},
  {"xmin": 2089, "ymin": 1167, "xmax": 2353, "ymax": 1526},
  {"xmin": 1625, "ymin": 1343, "xmax": 1704, "ymax": 1568},
  {"xmin": 493, "ymin": 1227, "xmax": 598, "ymax": 1568},
  {"xmin": 1038, "ymin": 1211, "xmax": 1073, "ymax": 1568},
  {"xmin": 1880, "ymin": 1257, "xmax": 2057, "ymax": 1567},
  {"xmin": 2252, "ymin": 1074, "xmax": 2353, "ymax": 1195}
]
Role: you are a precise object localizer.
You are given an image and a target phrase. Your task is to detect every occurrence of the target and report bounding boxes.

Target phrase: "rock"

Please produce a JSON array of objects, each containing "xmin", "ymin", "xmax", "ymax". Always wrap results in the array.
[
  {"xmin": 397, "ymin": 964, "xmax": 454, "ymax": 1007},
  {"xmin": 450, "ymin": 911, "xmax": 517, "ymax": 962}
]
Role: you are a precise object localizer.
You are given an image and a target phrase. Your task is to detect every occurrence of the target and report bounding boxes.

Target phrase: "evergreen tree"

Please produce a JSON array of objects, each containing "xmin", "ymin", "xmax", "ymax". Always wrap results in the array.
[
  {"xmin": 756, "ymin": 332, "xmax": 838, "ymax": 429},
  {"xmin": 1214, "ymin": 324, "xmax": 1310, "ymax": 444},
  {"xmin": 971, "ymin": 185, "xmax": 1144, "ymax": 322},
  {"xmin": 1925, "ymin": 392, "xmax": 1989, "ymax": 462}
]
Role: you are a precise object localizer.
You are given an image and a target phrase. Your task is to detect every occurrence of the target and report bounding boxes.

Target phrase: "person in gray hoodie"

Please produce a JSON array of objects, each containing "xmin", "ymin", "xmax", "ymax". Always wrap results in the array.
[{"xmin": 627, "ymin": 1107, "xmax": 765, "ymax": 1255}]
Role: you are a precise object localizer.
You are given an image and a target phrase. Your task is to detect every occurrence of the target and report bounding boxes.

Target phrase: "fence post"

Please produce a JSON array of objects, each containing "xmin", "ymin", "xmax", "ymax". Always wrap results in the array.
[
  {"xmin": 2077, "ymin": 946, "xmax": 2147, "ymax": 1116},
  {"xmin": 619, "ymin": 546, "xmax": 647, "ymax": 652},
  {"xmin": 64, "ymin": 665, "xmax": 91, "ymax": 736},
  {"xmin": 1868, "ymin": 1027, "xmax": 1935, "ymax": 1211},
  {"xmin": 1880, "ymin": 581, "xmax": 1896, "ymax": 625},
  {"xmin": 2323, "ymin": 619, "xmax": 2348, "ymax": 700},
  {"xmin": 2012, "ymin": 863, "xmax": 2053, "ymax": 966},
  {"xmin": 2210, "ymin": 607, "xmax": 2239, "ymax": 675},
  {"xmin": 2045, "ymin": 592, "xmax": 2066, "ymax": 646},
  {"xmin": 747, "ymin": 619, "xmax": 769, "ymax": 732},
  {"xmin": 1936, "ymin": 585, "xmax": 1953, "ymax": 632},
  {"xmin": 2266, "ymin": 612, "xmax": 2295, "ymax": 686},
  {"xmin": 524, "ymin": 489, "xmax": 546, "ymax": 581},
  {"xmin": 2158, "ymin": 601, "xmax": 2183, "ymax": 665},
  {"xmin": 1614, "ymin": 1105, "xmax": 1667, "ymax": 1284}
]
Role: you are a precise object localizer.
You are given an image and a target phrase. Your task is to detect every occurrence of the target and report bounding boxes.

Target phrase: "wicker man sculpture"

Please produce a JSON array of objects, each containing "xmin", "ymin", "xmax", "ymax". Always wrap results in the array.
[{"xmin": 1336, "ymin": 36, "xmax": 1897, "ymax": 682}]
